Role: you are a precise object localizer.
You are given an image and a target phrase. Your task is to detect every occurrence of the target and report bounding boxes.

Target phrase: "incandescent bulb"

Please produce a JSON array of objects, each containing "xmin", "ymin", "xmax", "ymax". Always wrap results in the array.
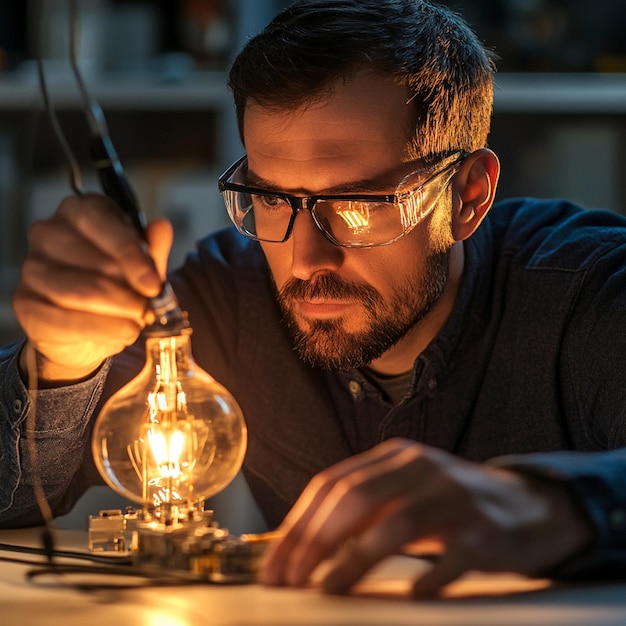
[{"xmin": 91, "ymin": 327, "xmax": 246, "ymax": 521}]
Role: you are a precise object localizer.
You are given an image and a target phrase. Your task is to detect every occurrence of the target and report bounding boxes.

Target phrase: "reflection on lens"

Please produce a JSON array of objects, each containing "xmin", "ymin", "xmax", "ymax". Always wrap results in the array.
[
  {"xmin": 334, "ymin": 201, "xmax": 371, "ymax": 235},
  {"xmin": 316, "ymin": 199, "xmax": 404, "ymax": 247},
  {"xmin": 399, "ymin": 188, "xmax": 423, "ymax": 229}
]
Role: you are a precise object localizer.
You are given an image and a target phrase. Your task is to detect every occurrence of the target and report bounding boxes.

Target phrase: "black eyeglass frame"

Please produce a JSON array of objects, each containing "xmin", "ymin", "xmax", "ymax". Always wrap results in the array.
[{"xmin": 218, "ymin": 151, "xmax": 468, "ymax": 248}]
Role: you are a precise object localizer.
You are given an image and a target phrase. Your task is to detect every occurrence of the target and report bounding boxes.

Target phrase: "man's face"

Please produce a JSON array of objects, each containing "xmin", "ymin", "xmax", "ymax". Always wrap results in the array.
[{"xmin": 243, "ymin": 73, "xmax": 456, "ymax": 372}]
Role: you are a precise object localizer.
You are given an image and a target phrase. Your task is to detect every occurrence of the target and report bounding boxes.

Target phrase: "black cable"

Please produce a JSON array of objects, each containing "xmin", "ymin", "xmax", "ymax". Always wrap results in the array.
[
  {"xmin": 25, "ymin": 564, "xmax": 210, "ymax": 590},
  {"xmin": 34, "ymin": 62, "xmax": 84, "ymax": 195},
  {"xmin": 0, "ymin": 541, "xmax": 208, "ymax": 590},
  {"xmin": 23, "ymin": 344, "xmax": 56, "ymax": 565},
  {"xmin": 0, "ymin": 541, "xmax": 132, "ymax": 565},
  {"xmin": 0, "ymin": 540, "xmax": 258, "ymax": 589},
  {"xmin": 0, "ymin": 554, "xmax": 44, "ymax": 567}
]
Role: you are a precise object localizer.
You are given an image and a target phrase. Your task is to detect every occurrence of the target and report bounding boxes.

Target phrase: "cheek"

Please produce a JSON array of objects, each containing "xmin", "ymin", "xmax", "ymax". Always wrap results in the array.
[
  {"xmin": 260, "ymin": 243, "xmax": 291, "ymax": 286},
  {"xmin": 371, "ymin": 223, "xmax": 450, "ymax": 288},
  {"xmin": 356, "ymin": 251, "xmax": 414, "ymax": 294},
  {"xmin": 427, "ymin": 201, "xmax": 455, "ymax": 249}
]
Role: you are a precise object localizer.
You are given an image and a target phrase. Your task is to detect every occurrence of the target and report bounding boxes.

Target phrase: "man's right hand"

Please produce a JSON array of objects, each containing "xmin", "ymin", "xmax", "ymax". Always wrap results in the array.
[{"xmin": 12, "ymin": 194, "xmax": 173, "ymax": 385}]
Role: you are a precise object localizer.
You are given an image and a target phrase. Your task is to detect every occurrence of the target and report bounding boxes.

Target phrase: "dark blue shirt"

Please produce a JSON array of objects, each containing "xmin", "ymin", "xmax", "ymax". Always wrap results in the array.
[{"xmin": 1, "ymin": 197, "xmax": 626, "ymax": 577}]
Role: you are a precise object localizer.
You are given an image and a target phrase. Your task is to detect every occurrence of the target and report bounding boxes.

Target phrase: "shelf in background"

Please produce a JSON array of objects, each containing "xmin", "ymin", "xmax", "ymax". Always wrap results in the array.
[
  {"xmin": 494, "ymin": 73, "xmax": 626, "ymax": 114},
  {"xmin": 0, "ymin": 71, "xmax": 624, "ymax": 114},
  {"xmin": 0, "ymin": 70, "xmax": 231, "ymax": 111}
]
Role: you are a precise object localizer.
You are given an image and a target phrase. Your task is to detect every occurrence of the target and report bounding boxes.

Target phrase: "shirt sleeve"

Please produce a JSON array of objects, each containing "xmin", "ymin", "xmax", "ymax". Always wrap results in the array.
[
  {"xmin": 497, "ymin": 218, "xmax": 626, "ymax": 579},
  {"xmin": 0, "ymin": 339, "xmax": 110, "ymax": 528},
  {"xmin": 488, "ymin": 449, "xmax": 626, "ymax": 579}
]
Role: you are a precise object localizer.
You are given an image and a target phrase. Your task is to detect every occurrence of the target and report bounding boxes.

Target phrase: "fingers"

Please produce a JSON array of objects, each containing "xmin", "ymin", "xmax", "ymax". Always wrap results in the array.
[
  {"xmin": 13, "ymin": 193, "xmax": 174, "ymax": 380},
  {"xmin": 51, "ymin": 194, "xmax": 163, "ymax": 295},
  {"xmin": 312, "ymin": 459, "xmax": 477, "ymax": 594},
  {"xmin": 15, "ymin": 294, "xmax": 145, "ymax": 351},
  {"xmin": 19, "ymin": 216, "xmax": 173, "ymax": 319},
  {"xmin": 260, "ymin": 440, "xmax": 406, "ymax": 584},
  {"xmin": 319, "ymin": 502, "xmax": 425, "ymax": 594},
  {"xmin": 260, "ymin": 440, "xmax": 594, "ymax": 598},
  {"xmin": 411, "ymin": 545, "xmax": 471, "ymax": 598},
  {"xmin": 18, "ymin": 194, "xmax": 162, "ymax": 319},
  {"xmin": 321, "ymin": 502, "xmax": 479, "ymax": 596},
  {"xmin": 282, "ymin": 438, "xmax": 415, "ymax": 530},
  {"xmin": 17, "ymin": 260, "xmax": 148, "ymax": 319},
  {"xmin": 146, "ymin": 218, "xmax": 174, "ymax": 281},
  {"xmin": 261, "ymin": 439, "xmax": 431, "ymax": 586}
]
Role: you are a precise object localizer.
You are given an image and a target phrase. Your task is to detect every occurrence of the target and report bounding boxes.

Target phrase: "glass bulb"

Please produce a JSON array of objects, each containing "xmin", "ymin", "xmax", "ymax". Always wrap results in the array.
[{"xmin": 92, "ymin": 329, "xmax": 246, "ymax": 521}]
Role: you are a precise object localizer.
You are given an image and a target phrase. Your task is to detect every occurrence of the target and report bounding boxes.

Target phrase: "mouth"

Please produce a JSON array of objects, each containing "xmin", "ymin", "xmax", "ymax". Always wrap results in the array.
[{"xmin": 293, "ymin": 298, "xmax": 356, "ymax": 320}]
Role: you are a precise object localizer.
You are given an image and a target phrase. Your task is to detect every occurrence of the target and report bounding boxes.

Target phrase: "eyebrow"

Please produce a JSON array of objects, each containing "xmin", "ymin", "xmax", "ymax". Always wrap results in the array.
[{"xmin": 244, "ymin": 168, "xmax": 409, "ymax": 196}]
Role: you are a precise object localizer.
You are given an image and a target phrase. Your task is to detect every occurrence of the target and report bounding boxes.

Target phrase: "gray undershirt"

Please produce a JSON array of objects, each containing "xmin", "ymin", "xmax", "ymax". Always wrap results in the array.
[{"xmin": 361, "ymin": 368, "xmax": 413, "ymax": 406}]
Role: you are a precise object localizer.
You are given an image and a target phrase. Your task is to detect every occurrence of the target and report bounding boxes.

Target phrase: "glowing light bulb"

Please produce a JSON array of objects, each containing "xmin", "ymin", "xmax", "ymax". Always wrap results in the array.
[{"xmin": 92, "ymin": 326, "xmax": 246, "ymax": 522}]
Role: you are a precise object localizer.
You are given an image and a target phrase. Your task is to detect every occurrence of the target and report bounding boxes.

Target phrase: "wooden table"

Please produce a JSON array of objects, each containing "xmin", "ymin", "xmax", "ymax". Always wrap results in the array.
[{"xmin": 1, "ymin": 527, "xmax": 625, "ymax": 626}]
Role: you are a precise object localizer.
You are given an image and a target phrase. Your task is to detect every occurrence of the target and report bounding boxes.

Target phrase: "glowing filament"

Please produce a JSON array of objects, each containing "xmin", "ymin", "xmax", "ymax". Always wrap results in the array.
[
  {"xmin": 148, "ymin": 386, "xmax": 188, "ymax": 419},
  {"xmin": 148, "ymin": 429, "xmax": 186, "ymax": 479}
]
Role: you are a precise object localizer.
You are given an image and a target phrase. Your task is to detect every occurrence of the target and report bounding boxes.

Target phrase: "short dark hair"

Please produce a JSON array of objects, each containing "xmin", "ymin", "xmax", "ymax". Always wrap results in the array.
[{"xmin": 227, "ymin": 0, "xmax": 497, "ymax": 162}]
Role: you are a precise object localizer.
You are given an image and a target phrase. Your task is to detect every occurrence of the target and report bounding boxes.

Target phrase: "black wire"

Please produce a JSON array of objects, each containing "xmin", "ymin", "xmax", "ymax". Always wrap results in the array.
[
  {"xmin": 0, "ymin": 542, "xmax": 210, "ymax": 590},
  {"xmin": 0, "ymin": 541, "xmax": 132, "ymax": 565},
  {"xmin": 34, "ymin": 59, "xmax": 84, "ymax": 195},
  {"xmin": 0, "ymin": 542, "xmax": 259, "ymax": 591},
  {"xmin": 0, "ymin": 554, "xmax": 44, "ymax": 567},
  {"xmin": 25, "ymin": 564, "xmax": 211, "ymax": 590},
  {"xmin": 22, "ymin": 344, "xmax": 57, "ymax": 567}
]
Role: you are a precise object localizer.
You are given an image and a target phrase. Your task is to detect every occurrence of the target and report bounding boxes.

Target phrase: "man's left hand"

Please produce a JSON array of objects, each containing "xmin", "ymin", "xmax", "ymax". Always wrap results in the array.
[{"xmin": 259, "ymin": 438, "xmax": 594, "ymax": 596}]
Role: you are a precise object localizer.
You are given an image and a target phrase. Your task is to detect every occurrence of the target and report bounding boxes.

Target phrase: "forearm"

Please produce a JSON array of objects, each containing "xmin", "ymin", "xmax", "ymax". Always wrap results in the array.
[{"xmin": 0, "ymin": 339, "xmax": 110, "ymax": 528}]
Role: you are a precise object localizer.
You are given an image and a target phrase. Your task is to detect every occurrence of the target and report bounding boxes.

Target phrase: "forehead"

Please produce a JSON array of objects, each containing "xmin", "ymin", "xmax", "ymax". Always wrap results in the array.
[{"xmin": 242, "ymin": 73, "xmax": 414, "ymax": 190}]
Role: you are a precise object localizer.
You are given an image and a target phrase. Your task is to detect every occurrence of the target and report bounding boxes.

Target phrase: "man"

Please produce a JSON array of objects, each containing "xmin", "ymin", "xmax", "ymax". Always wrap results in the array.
[{"xmin": 1, "ymin": 0, "xmax": 626, "ymax": 597}]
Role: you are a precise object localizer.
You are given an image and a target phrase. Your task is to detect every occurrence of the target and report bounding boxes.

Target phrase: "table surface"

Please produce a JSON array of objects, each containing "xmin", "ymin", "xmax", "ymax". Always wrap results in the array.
[{"xmin": 1, "ymin": 527, "xmax": 625, "ymax": 626}]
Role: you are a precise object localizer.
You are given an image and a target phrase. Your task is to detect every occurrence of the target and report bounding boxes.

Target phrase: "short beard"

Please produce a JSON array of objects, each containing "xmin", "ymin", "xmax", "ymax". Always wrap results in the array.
[{"xmin": 275, "ymin": 249, "xmax": 450, "ymax": 370}]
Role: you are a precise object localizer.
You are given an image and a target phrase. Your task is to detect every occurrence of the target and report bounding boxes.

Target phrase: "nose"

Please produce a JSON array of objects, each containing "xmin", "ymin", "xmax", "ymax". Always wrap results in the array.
[{"xmin": 290, "ymin": 209, "xmax": 343, "ymax": 280}]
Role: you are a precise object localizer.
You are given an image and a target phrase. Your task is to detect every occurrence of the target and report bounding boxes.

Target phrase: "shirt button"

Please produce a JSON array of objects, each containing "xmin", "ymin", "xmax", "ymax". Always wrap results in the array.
[
  {"xmin": 348, "ymin": 380, "xmax": 362, "ymax": 397},
  {"xmin": 427, "ymin": 377, "xmax": 438, "ymax": 391},
  {"xmin": 13, "ymin": 398, "xmax": 23, "ymax": 413}
]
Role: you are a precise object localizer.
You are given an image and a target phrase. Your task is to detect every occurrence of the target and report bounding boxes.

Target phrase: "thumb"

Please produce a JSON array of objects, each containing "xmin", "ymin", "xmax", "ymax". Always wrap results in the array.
[{"xmin": 145, "ymin": 217, "xmax": 174, "ymax": 281}]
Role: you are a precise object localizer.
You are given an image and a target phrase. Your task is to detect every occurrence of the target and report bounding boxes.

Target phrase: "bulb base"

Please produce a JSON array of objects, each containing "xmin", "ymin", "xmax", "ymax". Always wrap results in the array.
[
  {"xmin": 88, "ymin": 507, "xmax": 270, "ymax": 583},
  {"xmin": 145, "ymin": 282, "xmax": 191, "ymax": 336}
]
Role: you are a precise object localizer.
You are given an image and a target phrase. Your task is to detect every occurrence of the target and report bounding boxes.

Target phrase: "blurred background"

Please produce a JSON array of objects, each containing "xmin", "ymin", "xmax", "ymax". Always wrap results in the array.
[
  {"xmin": 0, "ymin": 0, "xmax": 624, "ymax": 530},
  {"xmin": 0, "ymin": 0, "xmax": 625, "ymax": 344}
]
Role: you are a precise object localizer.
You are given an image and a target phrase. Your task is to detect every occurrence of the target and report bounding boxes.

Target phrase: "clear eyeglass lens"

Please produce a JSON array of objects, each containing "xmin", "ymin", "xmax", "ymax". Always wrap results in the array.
[
  {"xmin": 313, "ymin": 199, "xmax": 404, "ymax": 246},
  {"xmin": 249, "ymin": 192, "xmax": 292, "ymax": 241}
]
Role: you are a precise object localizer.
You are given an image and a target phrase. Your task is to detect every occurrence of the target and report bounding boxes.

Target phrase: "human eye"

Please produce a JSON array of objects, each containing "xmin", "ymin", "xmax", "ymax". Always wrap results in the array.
[{"xmin": 252, "ymin": 193, "xmax": 290, "ymax": 212}]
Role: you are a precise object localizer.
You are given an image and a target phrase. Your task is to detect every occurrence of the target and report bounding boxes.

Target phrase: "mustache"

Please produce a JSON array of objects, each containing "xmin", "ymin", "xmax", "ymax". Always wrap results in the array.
[{"xmin": 279, "ymin": 273, "xmax": 379, "ymax": 306}]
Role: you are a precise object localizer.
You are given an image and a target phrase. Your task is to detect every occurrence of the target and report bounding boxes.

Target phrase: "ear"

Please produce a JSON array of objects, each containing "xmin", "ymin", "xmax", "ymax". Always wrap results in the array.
[{"xmin": 451, "ymin": 148, "xmax": 500, "ymax": 242}]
